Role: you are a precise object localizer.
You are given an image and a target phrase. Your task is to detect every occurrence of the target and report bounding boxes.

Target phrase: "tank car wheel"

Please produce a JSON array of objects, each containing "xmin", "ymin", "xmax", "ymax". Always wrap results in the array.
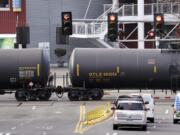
[
  {"xmin": 38, "ymin": 90, "xmax": 52, "ymax": 101},
  {"xmin": 15, "ymin": 90, "xmax": 27, "ymax": 101},
  {"xmin": 29, "ymin": 91, "xmax": 38, "ymax": 101},
  {"xmin": 68, "ymin": 91, "xmax": 79, "ymax": 101},
  {"xmin": 91, "ymin": 89, "xmax": 104, "ymax": 100}
]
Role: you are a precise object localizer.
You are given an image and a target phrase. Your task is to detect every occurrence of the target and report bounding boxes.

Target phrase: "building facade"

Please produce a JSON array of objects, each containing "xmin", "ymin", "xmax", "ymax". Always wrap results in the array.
[
  {"xmin": 0, "ymin": 0, "xmax": 26, "ymax": 48},
  {"xmin": 26, "ymin": 0, "xmax": 112, "ymax": 64},
  {"xmin": 0, "ymin": 0, "xmax": 180, "ymax": 63}
]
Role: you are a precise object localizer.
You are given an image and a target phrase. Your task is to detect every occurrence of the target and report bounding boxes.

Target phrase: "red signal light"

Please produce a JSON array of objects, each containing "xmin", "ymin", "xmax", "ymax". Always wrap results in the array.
[
  {"xmin": 108, "ymin": 13, "xmax": 118, "ymax": 42},
  {"xmin": 148, "ymin": 30, "xmax": 155, "ymax": 38},
  {"xmin": 62, "ymin": 12, "xmax": 72, "ymax": 35},
  {"xmin": 109, "ymin": 15, "xmax": 116, "ymax": 21},
  {"xmin": 64, "ymin": 14, "xmax": 70, "ymax": 21},
  {"xmin": 155, "ymin": 15, "xmax": 163, "ymax": 22},
  {"xmin": 149, "ymin": 31, "xmax": 155, "ymax": 37},
  {"xmin": 154, "ymin": 14, "xmax": 164, "ymax": 30}
]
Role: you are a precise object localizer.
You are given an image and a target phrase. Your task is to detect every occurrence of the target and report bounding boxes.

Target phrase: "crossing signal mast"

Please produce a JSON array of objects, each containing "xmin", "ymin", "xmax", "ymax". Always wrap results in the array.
[{"xmin": 108, "ymin": 13, "xmax": 118, "ymax": 42}]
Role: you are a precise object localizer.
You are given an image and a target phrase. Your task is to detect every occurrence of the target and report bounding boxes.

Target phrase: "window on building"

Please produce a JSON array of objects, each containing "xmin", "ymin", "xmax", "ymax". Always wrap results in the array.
[{"xmin": 0, "ymin": 0, "xmax": 10, "ymax": 10}]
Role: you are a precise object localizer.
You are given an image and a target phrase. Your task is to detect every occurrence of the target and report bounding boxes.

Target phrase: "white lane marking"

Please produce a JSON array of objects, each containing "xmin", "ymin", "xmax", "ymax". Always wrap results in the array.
[
  {"xmin": 106, "ymin": 133, "xmax": 118, "ymax": 135},
  {"xmin": 165, "ymin": 109, "xmax": 169, "ymax": 114},
  {"xmin": 146, "ymin": 131, "xmax": 151, "ymax": 134},
  {"xmin": 55, "ymin": 111, "xmax": 62, "ymax": 114},
  {"xmin": 11, "ymin": 126, "xmax": 16, "ymax": 130},
  {"xmin": 0, "ymin": 133, "xmax": 3, "ymax": 135},
  {"xmin": 153, "ymin": 125, "xmax": 156, "ymax": 128},
  {"xmin": 5, "ymin": 133, "xmax": 11, "ymax": 135},
  {"xmin": 42, "ymin": 126, "xmax": 53, "ymax": 130},
  {"xmin": 32, "ymin": 106, "xmax": 36, "ymax": 110}
]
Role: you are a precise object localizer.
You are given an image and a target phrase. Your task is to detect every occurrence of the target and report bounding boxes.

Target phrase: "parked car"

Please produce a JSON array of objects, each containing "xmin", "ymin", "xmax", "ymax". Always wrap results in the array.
[
  {"xmin": 112, "ymin": 100, "xmax": 147, "ymax": 130},
  {"xmin": 130, "ymin": 93, "xmax": 155, "ymax": 123},
  {"xmin": 172, "ymin": 93, "xmax": 180, "ymax": 124}
]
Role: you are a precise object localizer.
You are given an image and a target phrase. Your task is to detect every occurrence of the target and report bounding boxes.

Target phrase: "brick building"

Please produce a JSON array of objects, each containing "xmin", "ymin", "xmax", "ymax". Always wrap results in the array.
[{"xmin": 0, "ymin": 0, "xmax": 26, "ymax": 48}]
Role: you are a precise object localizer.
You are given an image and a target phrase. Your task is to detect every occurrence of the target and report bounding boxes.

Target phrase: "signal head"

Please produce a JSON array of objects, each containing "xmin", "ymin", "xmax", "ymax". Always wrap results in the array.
[{"xmin": 109, "ymin": 15, "xmax": 116, "ymax": 21}]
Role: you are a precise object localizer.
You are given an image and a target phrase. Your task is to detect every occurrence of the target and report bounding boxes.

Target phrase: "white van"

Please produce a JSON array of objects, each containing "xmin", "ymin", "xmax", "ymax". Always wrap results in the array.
[
  {"xmin": 112, "ymin": 100, "xmax": 147, "ymax": 130},
  {"xmin": 130, "ymin": 93, "xmax": 155, "ymax": 123},
  {"xmin": 141, "ymin": 94, "xmax": 155, "ymax": 123},
  {"xmin": 173, "ymin": 93, "xmax": 180, "ymax": 124}
]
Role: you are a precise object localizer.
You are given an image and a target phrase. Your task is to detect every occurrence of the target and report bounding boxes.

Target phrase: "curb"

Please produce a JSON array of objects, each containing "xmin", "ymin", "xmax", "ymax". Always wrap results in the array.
[{"xmin": 83, "ymin": 111, "xmax": 113, "ymax": 126}]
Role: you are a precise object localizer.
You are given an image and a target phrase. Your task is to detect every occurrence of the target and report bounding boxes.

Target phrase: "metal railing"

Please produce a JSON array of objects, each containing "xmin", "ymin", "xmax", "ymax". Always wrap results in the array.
[
  {"xmin": 118, "ymin": 2, "xmax": 180, "ymax": 16},
  {"xmin": 72, "ymin": 2, "xmax": 180, "ymax": 38},
  {"xmin": 72, "ymin": 5, "xmax": 125, "ymax": 37},
  {"xmin": 103, "ymin": 4, "xmax": 112, "ymax": 13},
  {"xmin": 118, "ymin": 4, "xmax": 137, "ymax": 16},
  {"xmin": 72, "ymin": 22, "xmax": 107, "ymax": 37},
  {"xmin": 144, "ymin": 2, "xmax": 180, "ymax": 15},
  {"xmin": 72, "ymin": 4, "xmax": 113, "ymax": 38}
]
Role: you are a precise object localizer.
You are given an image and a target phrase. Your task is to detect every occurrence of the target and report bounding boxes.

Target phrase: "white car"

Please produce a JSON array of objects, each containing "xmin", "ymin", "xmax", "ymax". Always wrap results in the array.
[
  {"xmin": 141, "ymin": 94, "xmax": 155, "ymax": 123},
  {"xmin": 172, "ymin": 93, "xmax": 180, "ymax": 124},
  {"xmin": 130, "ymin": 93, "xmax": 155, "ymax": 123},
  {"xmin": 113, "ymin": 100, "xmax": 147, "ymax": 130}
]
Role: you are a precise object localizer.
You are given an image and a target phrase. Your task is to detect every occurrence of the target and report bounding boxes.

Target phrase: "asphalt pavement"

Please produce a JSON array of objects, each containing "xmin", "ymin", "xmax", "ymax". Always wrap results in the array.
[
  {"xmin": 0, "ymin": 90, "xmax": 179, "ymax": 135},
  {"xmin": 0, "ymin": 68, "xmax": 178, "ymax": 135}
]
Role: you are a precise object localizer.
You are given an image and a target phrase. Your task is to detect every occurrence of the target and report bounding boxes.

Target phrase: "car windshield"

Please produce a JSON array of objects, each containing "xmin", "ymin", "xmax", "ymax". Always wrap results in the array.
[{"xmin": 117, "ymin": 103, "xmax": 143, "ymax": 110}]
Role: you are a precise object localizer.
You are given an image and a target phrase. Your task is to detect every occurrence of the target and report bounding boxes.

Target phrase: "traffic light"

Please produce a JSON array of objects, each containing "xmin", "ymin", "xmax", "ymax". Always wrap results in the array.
[
  {"xmin": 108, "ymin": 13, "xmax": 118, "ymax": 42},
  {"xmin": 154, "ymin": 13, "xmax": 164, "ymax": 30},
  {"xmin": 147, "ymin": 30, "xmax": 155, "ymax": 38},
  {"xmin": 62, "ymin": 12, "xmax": 72, "ymax": 35},
  {"xmin": 16, "ymin": 26, "xmax": 30, "ymax": 48}
]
